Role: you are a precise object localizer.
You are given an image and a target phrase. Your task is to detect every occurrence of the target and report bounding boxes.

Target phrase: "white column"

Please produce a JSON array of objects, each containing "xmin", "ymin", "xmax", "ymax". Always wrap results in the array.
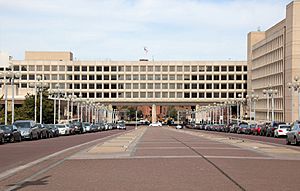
[
  {"xmin": 195, "ymin": 104, "xmax": 201, "ymax": 124},
  {"xmin": 152, "ymin": 104, "xmax": 157, "ymax": 123}
]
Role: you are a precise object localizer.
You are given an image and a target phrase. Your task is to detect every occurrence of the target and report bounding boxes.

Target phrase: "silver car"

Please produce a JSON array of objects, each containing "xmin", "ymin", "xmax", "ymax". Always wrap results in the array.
[
  {"xmin": 14, "ymin": 120, "xmax": 39, "ymax": 140},
  {"xmin": 286, "ymin": 121, "xmax": 300, "ymax": 145}
]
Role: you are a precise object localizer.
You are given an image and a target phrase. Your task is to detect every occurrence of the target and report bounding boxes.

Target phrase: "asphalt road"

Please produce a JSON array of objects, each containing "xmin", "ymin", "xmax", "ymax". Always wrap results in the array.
[
  {"xmin": 1, "ymin": 126, "xmax": 300, "ymax": 191},
  {"xmin": 0, "ymin": 127, "xmax": 133, "ymax": 173}
]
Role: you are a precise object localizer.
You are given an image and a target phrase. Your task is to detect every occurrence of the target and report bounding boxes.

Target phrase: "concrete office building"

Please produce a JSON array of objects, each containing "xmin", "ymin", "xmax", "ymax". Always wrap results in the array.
[
  {"xmin": 1, "ymin": 51, "xmax": 247, "ymax": 122},
  {"xmin": 247, "ymin": 0, "xmax": 300, "ymax": 123}
]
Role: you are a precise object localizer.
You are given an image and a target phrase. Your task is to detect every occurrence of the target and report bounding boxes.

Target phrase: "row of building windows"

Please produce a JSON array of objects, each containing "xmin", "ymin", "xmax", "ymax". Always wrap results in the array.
[
  {"xmin": 252, "ymin": 60, "xmax": 283, "ymax": 80},
  {"xmin": 63, "ymin": 92, "xmax": 245, "ymax": 99},
  {"xmin": 18, "ymin": 82, "xmax": 246, "ymax": 90},
  {"xmin": 20, "ymin": 74, "xmax": 247, "ymax": 81},
  {"xmin": 252, "ymin": 35, "xmax": 284, "ymax": 59},
  {"xmin": 14, "ymin": 64, "xmax": 247, "ymax": 73}
]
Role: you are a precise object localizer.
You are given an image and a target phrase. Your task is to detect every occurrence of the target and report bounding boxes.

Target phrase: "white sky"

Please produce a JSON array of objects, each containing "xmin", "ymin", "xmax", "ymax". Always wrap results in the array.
[{"xmin": 0, "ymin": 0, "xmax": 292, "ymax": 61}]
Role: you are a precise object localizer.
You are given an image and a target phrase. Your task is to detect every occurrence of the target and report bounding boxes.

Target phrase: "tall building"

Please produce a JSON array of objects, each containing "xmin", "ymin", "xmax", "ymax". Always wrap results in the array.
[
  {"xmin": 1, "ymin": 51, "xmax": 247, "ymax": 122},
  {"xmin": 247, "ymin": 0, "xmax": 300, "ymax": 123}
]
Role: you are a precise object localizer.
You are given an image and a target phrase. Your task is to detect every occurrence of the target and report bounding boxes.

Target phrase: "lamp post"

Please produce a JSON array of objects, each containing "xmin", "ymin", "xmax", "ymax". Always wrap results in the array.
[
  {"xmin": 36, "ymin": 76, "xmax": 48, "ymax": 124},
  {"xmin": 246, "ymin": 92, "xmax": 259, "ymax": 125},
  {"xmin": 288, "ymin": 76, "xmax": 300, "ymax": 120},
  {"xmin": 263, "ymin": 86, "xmax": 278, "ymax": 122},
  {"xmin": 0, "ymin": 70, "xmax": 21, "ymax": 124}
]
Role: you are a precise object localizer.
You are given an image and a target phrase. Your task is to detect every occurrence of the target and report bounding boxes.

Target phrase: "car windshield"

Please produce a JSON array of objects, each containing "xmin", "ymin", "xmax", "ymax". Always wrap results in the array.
[
  {"xmin": 0, "ymin": 125, "xmax": 12, "ymax": 131},
  {"xmin": 279, "ymin": 126, "xmax": 290, "ymax": 129},
  {"xmin": 57, "ymin": 125, "xmax": 65, "ymax": 128},
  {"xmin": 14, "ymin": 122, "xmax": 30, "ymax": 129},
  {"xmin": 240, "ymin": 124, "xmax": 248, "ymax": 128}
]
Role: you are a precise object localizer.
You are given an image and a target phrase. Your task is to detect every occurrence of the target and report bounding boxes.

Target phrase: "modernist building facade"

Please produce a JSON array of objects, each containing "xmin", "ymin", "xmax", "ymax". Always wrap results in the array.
[
  {"xmin": 1, "ymin": 51, "xmax": 247, "ymax": 121},
  {"xmin": 247, "ymin": 0, "xmax": 300, "ymax": 123}
]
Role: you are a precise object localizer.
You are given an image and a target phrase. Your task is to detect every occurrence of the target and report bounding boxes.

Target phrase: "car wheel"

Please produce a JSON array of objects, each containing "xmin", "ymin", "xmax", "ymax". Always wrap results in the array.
[
  {"xmin": 10, "ymin": 136, "xmax": 15, "ymax": 143},
  {"xmin": 0, "ymin": 137, "xmax": 4, "ymax": 144},
  {"xmin": 294, "ymin": 137, "xmax": 299, "ymax": 145},
  {"xmin": 18, "ymin": 135, "xmax": 22, "ymax": 142},
  {"xmin": 286, "ymin": 137, "xmax": 291, "ymax": 145}
]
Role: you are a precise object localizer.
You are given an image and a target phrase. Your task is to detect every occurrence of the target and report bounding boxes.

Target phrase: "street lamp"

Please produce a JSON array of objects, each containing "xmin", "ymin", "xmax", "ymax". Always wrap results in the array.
[
  {"xmin": 263, "ymin": 86, "xmax": 278, "ymax": 122},
  {"xmin": 288, "ymin": 76, "xmax": 300, "ymax": 120},
  {"xmin": 246, "ymin": 92, "xmax": 259, "ymax": 125},
  {"xmin": 48, "ymin": 84, "xmax": 63, "ymax": 124},
  {"xmin": 0, "ymin": 70, "xmax": 21, "ymax": 125}
]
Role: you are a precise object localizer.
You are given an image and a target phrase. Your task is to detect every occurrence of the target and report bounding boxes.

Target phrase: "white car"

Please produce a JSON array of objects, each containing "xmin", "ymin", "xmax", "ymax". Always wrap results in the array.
[
  {"xmin": 57, "ymin": 124, "xmax": 70, "ymax": 135},
  {"xmin": 274, "ymin": 124, "xmax": 290, "ymax": 138},
  {"xmin": 176, "ymin": 125, "xmax": 183, "ymax": 129},
  {"xmin": 149, "ymin": 122, "xmax": 162, "ymax": 127}
]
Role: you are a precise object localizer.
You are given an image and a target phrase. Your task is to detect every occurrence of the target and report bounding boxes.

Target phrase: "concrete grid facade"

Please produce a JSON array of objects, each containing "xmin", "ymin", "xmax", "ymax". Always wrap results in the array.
[
  {"xmin": 7, "ymin": 52, "xmax": 247, "ymax": 106},
  {"xmin": 247, "ymin": 0, "xmax": 300, "ymax": 123}
]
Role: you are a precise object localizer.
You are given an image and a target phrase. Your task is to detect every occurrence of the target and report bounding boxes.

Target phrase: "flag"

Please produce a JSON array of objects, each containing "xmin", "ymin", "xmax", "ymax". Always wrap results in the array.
[{"xmin": 144, "ymin": 47, "xmax": 148, "ymax": 54}]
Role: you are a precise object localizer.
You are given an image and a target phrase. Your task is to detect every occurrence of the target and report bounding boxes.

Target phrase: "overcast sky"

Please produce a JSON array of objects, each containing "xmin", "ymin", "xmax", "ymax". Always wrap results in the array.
[{"xmin": 0, "ymin": 0, "xmax": 292, "ymax": 61}]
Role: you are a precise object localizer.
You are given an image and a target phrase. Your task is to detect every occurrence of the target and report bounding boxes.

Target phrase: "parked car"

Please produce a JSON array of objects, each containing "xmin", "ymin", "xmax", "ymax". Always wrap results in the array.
[
  {"xmin": 251, "ymin": 124, "xmax": 263, "ymax": 136},
  {"xmin": 274, "ymin": 124, "xmax": 290, "ymax": 138},
  {"xmin": 176, "ymin": 125, "xmax": 183, "ymax": 129},
  {"xmin": 57, "ymin": 124, "xmax": 70, "ymax": 135},
  {"xmin": 0, "ymin": 125, "xmax": 22, "ymax": 143},
  {"xmin": 72, "ymin": 122, "xmax": 84, "ymax": 134},
  {"xmin": 260, "ymin": 123, "xmax": 269, "ymax": 136},
  {"xmin": 36, "ymin": 123, "xmax": 49, "ymax": 139},
  {"xmin": 237, "ymin": 123, "xmax": 249, "ymax": 134},
  {"xmin": 117, "ymin": 122, "xmax": 126, "ymax": 130},
  {"xmin": 229, "ymin": 124, "xmax": 239, "ymax": 133},
  {"xmin": 149, "ymin": 122, "xmax": 162, "ymax": 127},
  {"xmin": 245, "ymin": 124, "xmax": 256, "ymax": 135},
  {"xmin": 83, "ymin": 122, "xmax": 91, "ymax": 132},
  {"xmin": 0, "ymin": 129, "xmax": 5, "ymax": 144},
  {"xmin": 286, "ymin": 121, "xmax": 300, "ymax": 145},
  {"xmin": 47, "ymin": 124, "xmax": 60, "ymax": 137},
  {"xmin": 14, "ymin": 120, "xmax": 39, "ymax": 140},
  {"xmin": 90, "ymin": 124, "xmax": 99, "ymax": 132}
]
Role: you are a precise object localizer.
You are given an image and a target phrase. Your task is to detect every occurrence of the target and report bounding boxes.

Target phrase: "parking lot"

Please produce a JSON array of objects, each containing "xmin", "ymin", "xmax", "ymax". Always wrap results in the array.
[{"xmin": 1, "ymin": 126, "xmax": 300, "ymax": 191}]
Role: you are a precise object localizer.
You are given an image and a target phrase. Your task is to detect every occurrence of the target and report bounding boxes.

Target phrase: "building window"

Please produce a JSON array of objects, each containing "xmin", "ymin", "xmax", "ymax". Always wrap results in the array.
[
  {"xmin": 184, "ymin": 66, "xmax": 190, "ymax": 72},
  {"xmin": 214, "ymin": 75, "xmax": 219, "ymax": 80},
  {"xmin": 140, "ymin": 75, "xmax": 146, "ymax": 80},
  {"xmin": 147, "ymin": 83, "xmax": 153, "ymax": 89},
  {"xmin": 177, "ymin": 83, "xmax": 182, "ymax": 89},
  {"xmin": 37, "ymin": 66, "xmax": 43, "ymax": 71},
  {"xmin": 44, "ymin": 65, "xmax": 50, "ymax": 71},
  {"xmin": 82, "ymin": 84, "xmax": 87, "ymax": 89},
  {"xmin": 206, "ymin": 66, "xmax": 212, "ymax": 72},
  {"xmin": 147, "ymin": 75, "xmax": 153, "ymax": 80},
  {"xmin": 162, "ymin": 83, "xmax": 168, "ymax": 89},
  {"xmin": 229, "ymin": 75, "xmax": 235, "ymax": 80},
  {"xmin": 192, "ymin": 84, "xmax": 197, "ymax": 89},
  {"xmin": 192, "ymin": 92, "xmax": 197, "ymax": 98},
  {"xmin": 199, "ymin": 84, "xmax": 205, "ymax": 89},
  {"xmin": 82, "ymin": 66, "xmax": 87, "ymax": 71},
  {"xmin": 96, "ymin": 66, "xmax": 102, "ymax": 71},
  {"xmin": 133, "ymin": 83, "xmax": 139, "ymax": 89},
  {"xmin": 111, "ymin": 75, "xmax": 117, "ymax": 80},
  {"xmin": 140, "ymin": 83, "xmax": 146, "ymax": 89},
  {"xmin": 214, "ymin": 84, "xmax": 219, "ymax": 89},
  {"xmin": 177, "ymin": 66, "xmax": 182, "ymax": 72},
  {"xmin": 44, "ymin": 74, "xmax": 50, "ymax": 80},
  {"xmin": 111, "ymin": 93, "xmax": 117, "ymax": 98},
  {"xmin": 89, "ymin": 66, "xmax": 95, "ymax": 71},
  {"xmin": 104, "ymin": 93, "xmax": 109, "ymax": 98},
  {"xmin": 147, "ymin": 92, "xmax": 153, "ymax": 98},
  {"xmin": 192, "ymin": 75, "xmax": 197, "ymax": 80},
  {"xmin": 118, "ymin": 92, "xmax": 124, "ymax": 98},
  {"xmin": 133, "ymin": 66, "xmax": 139, "ymax": 72},
  {"xmin": 199, "ymin": 92, "xmax": 204, "ymax": 98},
  {"xmin": 59, "ymin": 66, "xmax": 65, "ymax": 71},
  {"xmin": 229, "ymin": 66, "xmax": 234, "ymax": 71},
  {"xmin": 229, "ymin": 92, "xmax": 234, "ymax": 98},
  {"xmin": 199, "ymin": 75, "xmax": 204, "ymax": 80},
  {"xmin": 104, "ymin": 84, "xmax": 110, "ymax": 89},
  {"xmin": 126, "ymin": 83, "xmax": 131, "ymax": 89},
  {"xmin": 162, "ymin": 66, "xmax": 168, "ymax": 72},
  {"xmin": 192, "ymin": 66, "xmax": 197, "ymax": 72},
  {"xmin": 89, "ymin": 84, "xmax": 95, "ymax": 89},
  {"xmin": 244, "ymin": 75, "xmax": 247, "ymax": 80},
  {"xmin": 221, "ymin": 66, "xmax": 227, "ymax": 71},
  {"xmin": 96, "ymin": 93, "xmax": 102, "ymax": 98},
  {"xmin": 155, "ymin": 66, "xmax": 160, "ymax": 72},
  {"xmin": 184, "ymin": 75, "xmax": 190, "ymax": 80},
  {"xmin": 74, "ymin": 75, "xmax": 80, "ymax": 80},
  {"xmin": 184, "ymin": 92, "xmax": 190, "ymax": 98},
  {"xmin": 236, "ymin": 75, "xmax": 242, "ymax": 80},
  {"xmin": 118, "ymin": 84, "xmax": 124, "ymax": 89},
  {"xmin": 162, "ymin": 75, "xmax": 168, "ymax": 80},
  {"xmin": 170, "ymin": 66, "xmax": 175, "ymax": 72},
  {"xmin": 13, "ymin": 65, "xmax": 20, "ymax": 71},
  {"xmin": 111, "ymin": 66, "xmax": 117, "ymax": 71},
  {"xmin": 104, "ymin": 75, "xmax": 109, "ymax": 80},
  {"xmin": 133, "ymin": 75, "xmax": 139, "ymax": 80},
  {"xmin": 221, "ymin": 84, "xmax": 227, "ymax": 89},
  {"xmin": 155, "ymin": 75, "xmax": 160, "ymax": 80},
  {"xmin": 214, "ymin": 92, "xmax": 219, "ymax": 98},
  {"xmin": 236, "ymin": 84, "xmax": 242, "ymax": 89},
  {"xmin": 243, "ymin": 66, "xmax": 247, "ymax": 71},
  {"xmin": 199, "ymin": 66, "xmax": 205, "ymax": 72},
  {"xmin": 140, "ymin": 66, "xmax": 146, "ymax": 72},
  {"xmin": 221, "ymin": 93, "xmax": 227, "ymax": 98},
  {"xmin": 97, "ymin": 75, "xmax": 102, "ymax": 80},
  {"xmin": 96, "ymin": 84, "xmax": 102, "ymax": 89},
  {"xmin": 111, "ymin": 84, "xmax": 117, "ymax": 89},
  {"xmin": 74, "ymin": 84, "xmax": 80, "ymax": 89},
  {"xmin": 236, "ymin": 66, "xmax": 242, "ymax": 71},
  {"xmin": 206, "ymin": 92, "xmax": 212, "ymax": 98},
  {"xmin": 29, "ymin": 75, "xmax": 34, "ymax": 80},
  {"xmin": 147, "ymin": 66, "xmax": 153, "ymax": 72},
  {"xmin": 89, "ymin": 75, "xmax": 95, "ymax": 80},
  {"xmin": 104, "ymin": 66, "xmax": 109, "ymax": 71},
  {"xmin": 59, "ymin": 74, "xmax": 65, "ymax": 80},
  {"xmin": 213, "ymin": 66, "xmax": 219, "ymax": 72},
  {"xmin": 28, "ymin": 65, "xmax": 35, "ymax": 71},
  {"xmin": 177, "ymin": 92, "xmax": 182, "ymax": 98},
  {"xmin": 162, "ymin": 92, "xmax": 168, "ymax": 98},
  {"xmin": 206, "ymin": 84, "xmax": 212, "ymax": 89},
  {"xmin": 221, "ymin": 75, "xmax": 227, "ymax": 80},
  {"xmin": 155, "ymin": 83, "xmax": 161, "ymax": 89},
  {"xmin": 169, "ymin": 83, "xmax": 175, "ymax": 89},
  {"xmin": 229, "ymin": 84, "xmax": 235, "ymax": 89},
  {"xmin": 177, "ymin": 75, "xmax": 183, "ymax": 80},
  {"xmin": 74, "ymin": 66, "xmax": 80, "ymax": 71},
  {"xmin": 155, "ymin": 92, "xmax": 160, "ymax": 98},
  {"xmin": 82, "ymin": 75, "xmax": 87, "ymax": 80},
  {"xmin": 169, "ymin": 92, "xmax": 175, "ymax": 98},
  {"xmin": 206, "ymin": 75, "xmax": 212, "ymax": 80},
  {"xmin": 21, "ymin": 83, "xmax": 27, "ymax": 88},
  {"xmin": 21, "ymin": 75, "xmax": 27, "ymax": 80},
  {"xmin": 184, "ymin": 83, "xmax": 190, "ymax": 89}
]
